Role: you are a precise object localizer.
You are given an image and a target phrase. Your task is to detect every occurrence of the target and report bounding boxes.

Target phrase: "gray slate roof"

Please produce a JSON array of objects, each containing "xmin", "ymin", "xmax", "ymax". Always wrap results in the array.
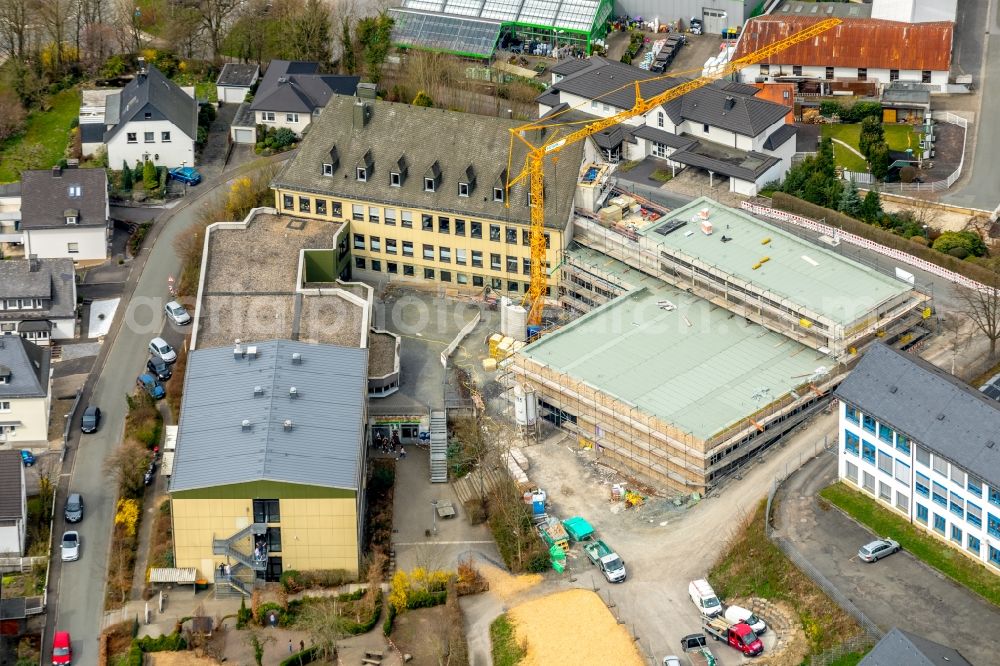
[
  {"xmin": 550, "ymin": 59, "xmax": 592, "ymax": 76},
  {"xmin": 763, "ymin": 124, "xmax": 798, "ymax": 150},
  {"xmin": 835, "ymin": 342, "xmax": 1000, "ymax": 489},
  {"xmin": 232, "ymin": 102, "xmax": 256, "ymax": 130},
  {"xmin": 216, "ymin": 63, "xmax": 259, "ymax": 87},
  {"xmin": 859, "ymin": 628, "xmax": 970, "ymax": 666},
  {"xmin": 668, "ymin": 145, "xmax": 780, "ymax": 182},
  {"xmin": 539, "ymin": 56, "xmax": 684, "ymax": 110},
  {"xmin": 631, "ymin": 125, "xmax": 698, "ymax": 150},
  {"xmin": 0, "ymin": 258, "xmax": 77, "ymax": 324},
  {"xmin": 80, "ymin": 123, "xmax": 106, "ymax": 144},
  {"xmin": 272, "ymin": 95, "xmax": 584, "ymax": 229},
  {"xmin": 0, "ymin": 336, "xmax": 49, "ymax": 399},
  {"xmin": 0, "ymin": 182, "xmax": 21, "ymax": 197},
  {"xmin": 20, "ymin": 167, "xmax": 108, "ymax": 229},
  {"xmin": 661, "ymin": 84, "xmax": 790, "ymax": 137},
  {"xmin": 169, "ymin": 340, "xmax": 368, "ymax": 493},
  {"xmin": 251, "ymin": 60, "xmax": 359, "ymax": 114},
  {"xmin": 105, "ymin": 65, "xmax": 198, "ymax": 142},
  {"xmin": 0, "ymin": 450, "xmax": 23, "ymax": 521}
]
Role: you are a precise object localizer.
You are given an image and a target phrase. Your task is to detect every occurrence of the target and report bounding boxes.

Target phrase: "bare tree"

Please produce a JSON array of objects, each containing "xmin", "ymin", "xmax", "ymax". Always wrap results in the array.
[
  {"xmin": 955, "ymin": 276, "xmax": 1000, "ymax": 359},
  {"xmin": 32, "ymin": 0, "xmax": 78, "ymax": 75},
  {"xmin": 297, "ymin": 599, "xmax": 348, "ymax": 659},
  {"xmin": 105, "ymin": 438, "xmax": 150, "ymax": 499},
  {"xmin": 0, "ymin": 0, "xmax": 33, "ymax": 61},
  {"xmin": 195, "ymin": 0, "xmax": 242, "ymax": 61},
  {"xmin": 112, "ymin": 0, "xmax": 142, "ymax": 54}
]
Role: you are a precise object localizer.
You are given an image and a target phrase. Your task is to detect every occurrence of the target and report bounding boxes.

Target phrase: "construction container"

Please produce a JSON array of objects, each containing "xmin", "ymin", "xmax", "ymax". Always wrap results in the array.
[
  {"xmin": 482, "ymin": 357, "xmax": 497, "ymax": 371},
  {"xmin": 598, "ymin": 204, "xmax": 623, "ymax": 223},
  {"xmin": 562, "ymin": 516, "xmax": 595, "ymax": 542}
]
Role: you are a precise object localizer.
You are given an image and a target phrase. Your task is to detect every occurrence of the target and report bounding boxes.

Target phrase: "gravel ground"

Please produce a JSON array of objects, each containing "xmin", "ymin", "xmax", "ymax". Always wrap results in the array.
[
  {"xmin": 368, "ymin": 331, "xmax": 398, "ymax": 377},
  {"xmin": 197, "ymin": 294, "xmax": 296, "ymax": 347},
  {"xmin": 298, "ymin": 295, "xmax": 364, "ymax": 347}
]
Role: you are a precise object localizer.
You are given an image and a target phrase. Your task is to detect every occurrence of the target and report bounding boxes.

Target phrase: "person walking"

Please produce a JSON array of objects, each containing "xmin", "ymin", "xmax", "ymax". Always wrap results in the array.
[
  {"xmin": 288, "ymin": 640, "xmax": 294, "ymax": 653},
  {"xmin": 399, "ymin": 446, "xmax": 406, "ymax": 460},
  {"xmin": 224, "ymin": 563, "xmax": 231, "ymax": 579}
]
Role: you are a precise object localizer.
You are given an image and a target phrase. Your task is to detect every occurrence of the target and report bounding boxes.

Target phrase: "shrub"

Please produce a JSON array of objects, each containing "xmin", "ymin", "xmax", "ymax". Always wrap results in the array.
[
  {"xmin": 198, "ymin": 103, "xmax": 216, "ymax": 127},
  {"xmin": 412, "ymin": 90, "xmax": 434, "ymax": 107},
  {"xmin": 197, "ymin": 125, "xmax": 208, "ymax": 145},
  {"xmin": 272, "ymin": 127, "xmax": 296, "ymax": 149},
  {"xmin": 279, "ymin": 646, "xmax": 320, "ymax": 666},
  {"xmin": 127, "ymin": 643, "xmax": 142, "ymax": 666},
  {"xmin": 280, "ymin": 569, "xmax": 351, "ymax": 593},
  {"xmin": 932, "ymin": 230, "xmax": 988, "ymax": 258},
  {"xmin": 142, "ymin": 160, "xmax": 157, "ymax": 190},
  {"xmin": 237, "ymin": 597, "xmax": 252, "ymax": 629},
  {"xmin": 135, "ymin": 632, "xmax": 187, "ymax": 651},
  {"xmin": 382, "ymin": 604, "xmax": 396, "ymax": 636},
  {"xmin": 255, "ymin": 601, "xmax": 289, "ymax": 626}
]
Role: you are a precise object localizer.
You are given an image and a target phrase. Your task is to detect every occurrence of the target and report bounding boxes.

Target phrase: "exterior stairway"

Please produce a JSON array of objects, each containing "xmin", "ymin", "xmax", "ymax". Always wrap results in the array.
[
  {"xmin": 212, "ymin": 523, "xmax": 268, "ymax": 596},
  {"xmin": 429, "ymin": 409, "xmax": 448, "ymax": 483}
]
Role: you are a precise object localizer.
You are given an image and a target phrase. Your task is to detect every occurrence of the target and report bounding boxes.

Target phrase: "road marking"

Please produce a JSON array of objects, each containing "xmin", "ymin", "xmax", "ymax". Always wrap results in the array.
[{"xmin": 393, "ymin": 540, "xmax": 495, "ymax": 546}]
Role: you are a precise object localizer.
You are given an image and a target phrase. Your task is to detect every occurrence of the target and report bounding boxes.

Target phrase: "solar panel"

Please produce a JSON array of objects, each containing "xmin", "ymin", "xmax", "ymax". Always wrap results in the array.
[
  {"xmin": 982, "ymin": 381, "xmax": 1000, "ymax": 401},
  {"xmin": 390, "ymin": 9, "xmax": 503, "ymax": 58},
  {"xmin": 654, "ymin": 220, "xmax": 687, "ymax": 236}
]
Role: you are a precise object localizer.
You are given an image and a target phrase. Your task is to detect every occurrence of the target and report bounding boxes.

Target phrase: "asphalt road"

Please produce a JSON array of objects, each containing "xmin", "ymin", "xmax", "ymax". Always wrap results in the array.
[{"xmin": 776, "ymin": 454, "xmax": 1000, "ymax": 666}]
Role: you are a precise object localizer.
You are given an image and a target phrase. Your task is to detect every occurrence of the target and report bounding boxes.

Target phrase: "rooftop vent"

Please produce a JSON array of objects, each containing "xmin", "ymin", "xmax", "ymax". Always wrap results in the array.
[
  {"xmin": 988, "ymin": 440, "xmax": 996, "ymax": 449},
  {"xmin": 292, "ymin": 352, "xmax": 302, "ymax": 364},
  {"xmin": 246, "ymin": 345, "xmax": 258, "ymax": 359},
  {"xmin": 254, "ymin": 386, "xmax": 264, "ymax": 397},
  {"xmin": 889, "ymin": 386, "xmax": 898, "ymax": 394},
  {"xmin": 234, "ymin": 345, "xmax": 243, "ymax": 360},
  {"xmin": 242, "ymin": 419, "xmax": 252, "ymax": 431},
  {"xmin": 937, "ymin": 413, "xmax": 946, "ymax": 421},
  {"xmin": 289, "ymin": 386, "xmax": 298, "ymax": 398},
  {"xmin": 283, "ymin": 419, "xmax": 293, "ymax": 431}
]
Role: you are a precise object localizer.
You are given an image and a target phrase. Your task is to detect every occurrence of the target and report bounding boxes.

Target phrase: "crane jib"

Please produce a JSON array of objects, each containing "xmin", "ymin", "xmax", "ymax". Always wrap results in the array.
[{"xmin": 544, "ymin": 139, "xmax": 566, "ymax": 153}]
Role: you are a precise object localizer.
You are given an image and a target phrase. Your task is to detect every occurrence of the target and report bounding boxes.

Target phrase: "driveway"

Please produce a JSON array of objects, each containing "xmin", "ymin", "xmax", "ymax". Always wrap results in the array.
[{"xmin": 774, "ymin": 453, "xmax": 1000, "ymax": 666}]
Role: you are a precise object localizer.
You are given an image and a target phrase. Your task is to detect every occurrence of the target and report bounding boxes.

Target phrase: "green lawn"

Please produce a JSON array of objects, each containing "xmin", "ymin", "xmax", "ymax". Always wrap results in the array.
[
  {"xmin": 0, "ymin": 89, "xmax": 80, "ymax": 183},
  {"xmin": 821, "ymin": 123, "xmax": 924, "ymax": 173},
  {"xmin": 821, "ymin": 482, "xmax": 1000, "ymax": 606}
]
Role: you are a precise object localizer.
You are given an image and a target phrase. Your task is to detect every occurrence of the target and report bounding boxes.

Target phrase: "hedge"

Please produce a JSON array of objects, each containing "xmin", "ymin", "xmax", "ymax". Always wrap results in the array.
[
  {"xmin": 279, "ymin": 645, "xmax": 320, "ymax": 666},
  {"xmin": 383, "ymin": 604, "xmax": 396, "ymax": 636},
  {"xmin": 770, "ymin": 192, "xmax": 998, "ymax": 286}
]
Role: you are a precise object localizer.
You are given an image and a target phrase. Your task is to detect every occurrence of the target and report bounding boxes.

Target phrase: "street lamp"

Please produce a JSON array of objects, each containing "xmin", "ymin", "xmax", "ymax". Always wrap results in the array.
[{"xmin": 431, "ymin": 500, "xmax": 438, "ymax": 536}]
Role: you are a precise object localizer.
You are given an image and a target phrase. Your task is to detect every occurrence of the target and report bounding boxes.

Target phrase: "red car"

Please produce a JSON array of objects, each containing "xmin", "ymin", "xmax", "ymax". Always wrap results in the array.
[{"xmin": 52, "ymin": 631, "xmax": 72, "ymax": 665}]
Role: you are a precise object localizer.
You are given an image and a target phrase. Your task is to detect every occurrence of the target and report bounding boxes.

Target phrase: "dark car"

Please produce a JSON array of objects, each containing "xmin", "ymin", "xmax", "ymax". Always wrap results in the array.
[
  {"xmin": 146, "ymin": 356, "xmax": 172, "ymax": 381},
  {"xmin": 169, "ymin": 166, "xmax": 202, "ymax": 185},
  {"xmin": 80, "ymin": 406, "xmax": 101, "ymax": 433},
  {"xmin": 136, "ymin": 373, "xmax": 166, "ymax": 400},
  {"xmin": 65, "ymin": 493, "xmax": 83, "ymax": 523}
]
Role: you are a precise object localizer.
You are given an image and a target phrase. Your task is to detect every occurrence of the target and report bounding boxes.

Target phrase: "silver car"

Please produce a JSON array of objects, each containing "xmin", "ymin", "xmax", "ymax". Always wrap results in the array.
[
  {"xmin": 65, "ymin": 493, "xmax": 83, "ymax": 523},
  {"xmin": 148, "ymin": 337, "xmax": 177, "ymax": 364},
  {"xmin": 858, "ymin": 538, "xmax": 900, "ymax": 562},
  {"xmin": 164, "ymin": 300, "xmax": 191, "ymax": 325},
  {"xmin": 61, "ymin": 531, "xmax": 81, "ymax": 562}
]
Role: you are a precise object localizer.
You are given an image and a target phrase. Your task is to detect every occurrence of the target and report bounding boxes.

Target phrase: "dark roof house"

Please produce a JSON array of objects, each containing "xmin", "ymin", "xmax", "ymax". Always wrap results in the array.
[
  {"xmin": 104, "ymin": 64, "xmax": 198, "ymax": 142},
  {"xmin": 0, "ymin": 258, "xmax": 77, "ymax": 325},
  {"xmin": 0, "ymin": 449, "xmax": 25, "ymax": 525},
  {"xmin": 661, "ymin": 82, "xmax": 792, "ymax": 138},
  {"xmin": 216, "ymin": 63, "xmax": 260, "ymax": 88},
  {"xmin": 20, "ymin": 167, "xmax": 108, "ymax": 230},
  {"xmin": 860, "ymin": 628, "xmax": 971, "ymax": 666},
  {"xmin": 250, "ymin": 60, "xmax": 360, "ymax": 114},
  {"xmin": 0, "ymin": 336, "xmax": 50, "ymax": 400}
]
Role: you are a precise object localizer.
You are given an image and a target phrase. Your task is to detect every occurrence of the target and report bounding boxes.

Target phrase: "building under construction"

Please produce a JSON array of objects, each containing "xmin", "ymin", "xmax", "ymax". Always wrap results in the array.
[{"xmin": 505, "ymin": 197, "xmax": 928, "ymax": 493}]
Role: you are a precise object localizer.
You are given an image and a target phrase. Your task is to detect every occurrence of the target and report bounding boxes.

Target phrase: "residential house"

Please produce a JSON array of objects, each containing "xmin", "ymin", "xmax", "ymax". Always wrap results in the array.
[
  {"xmin": 0, "ymin": 183, "xmax": 21, "ymax": 255},
  {"xmin": 102, "ymin": 64, "xmax": 198, "ymax": 168},
  {"xmin": 231, "ymin": 60, "xmax": 358, "ymax": 142},
  {"xmin": 835, "ymin": 343, "xmax": 1000, "ymax": 574},
  {"xmin": 270, "ymin": 93, "xmax": 584, "ymax": 296},
  {"xmin": 0, "ymin": 336, "xmax": 52, "ymax": 449},
  {"xmin": 0, "ymin": 258, "xmax": 77, "ymax": 344},
  {"xmin": 170, "ymin": 340, "xmax": 369, "ymax": 593},
  {"xmin": 216, "ymin": 63, "xmax": 260, "ymax": 104},
  {"xmin": 18, "ymin": 166, "xmax": 110, "ymax": 262},
  {"xmin": 0, "ymin": 450, "xmax": 27, "ymax": 555},
  {"xmin": 537, "ymin": 57, "xmax": 797, "ymax": 195},
  {"xmin": 733, "ymin": 14, "xmax": 954, "ymax": 93},
  {"xmin": 860, "ymin": 627, "xmax": 970, "ymax": 666}
]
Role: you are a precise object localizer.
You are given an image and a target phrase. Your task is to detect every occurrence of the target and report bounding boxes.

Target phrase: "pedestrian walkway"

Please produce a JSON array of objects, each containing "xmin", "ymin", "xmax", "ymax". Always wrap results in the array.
[{"xmin": 129, "ymin": 402, "xmax": 175, "ymax": 600}]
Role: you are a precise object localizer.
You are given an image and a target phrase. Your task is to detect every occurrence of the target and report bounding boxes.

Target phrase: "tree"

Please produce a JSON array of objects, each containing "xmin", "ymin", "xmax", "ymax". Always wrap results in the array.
[
  {"xmin": 246, "ymin": 630, "xmax": 274, "ymax": 666},
  {"xmin": 955, "ymin": 276, "xmax": 1000, "ymax": 358},
  {"xmin": 858, "ymin": 115, "xmax": 885, "ymax": 161},
  {"xmin": 357, "ymin": 12, "xmax": 393, "ymax": 83},
  {"xmin": 297, "ymin": 599, "xmax": 348, "ymax": 659},
  {"xmin": 339, "ymin": 16, "xmax": 355, "ymax": 74},
  {"xmin": 105, "ymin": 439, "xmax": 149, "ymax": 498},
  {"xmin": 121, "ymin": 160, "xmax": 133, "ymax": 190},
  {"xmin": 932, "ymin": 231, "xmax": 988, "ymax": 259},
  {"xmin": 142, "ymin": 160, "xmax": 157, "ymax": 190},
  {"xmin": 412, "ymin": 90, "xmax": 433, "ymax": 107},
  {"xmin": 32, "ymin": 0, "xmax": 78, "ymax": 76},
  {"xmin": 196, "ymin": 0, "xmax": 243, "ymax": 61},
  {"xmin": 0, "ymin": 91, "xmax": 26, "ymax": 143},
  {"xmin": 0, "ymin": 0, "xmax": 31, "ymax": 61},
  {"xmin": 838, "ymin": 179, "xmax": 862, "ymax": 217},
  {"xmin": 859, "ymin": 188, "xmax": 883, "ymax": 223},
  {"xmin": 868, "ymin": 141, "xmax": 891, "ymax": 181},
  {"xmin": 292, "ymin": 0, "xmax": 332, "ymax": 64}
]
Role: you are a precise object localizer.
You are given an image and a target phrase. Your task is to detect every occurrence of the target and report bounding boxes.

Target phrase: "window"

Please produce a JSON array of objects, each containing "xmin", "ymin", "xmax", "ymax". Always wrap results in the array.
[
  {"xmin": 369, "ymin": 206, "xmax": 379, "ymax": 223},
  {"xmin": 951, "ymin": 466, "xmax": 966, "ymax": 488},
  {"xmin": 968, "ymin": 534, "xmax": 981, "ymax": 555},
  {"xmin": 490, "ymin": 277, "xmax": 502, "ymax": 289},
  {"xmin": 862, "ymin": 471, "xmax": 875, "ymax": 493},
  {"xmin": 967, "ymin": 501, "xmax": 982, "ymax": 528},
  {"xmin": 932, "ymin": 454, "xmax": 948, "ymax": 477},
  {"xmin": 657, "ymin": 111, "xmax": 664, "ymax": 127},
  {"xmin": 387, "ymin": 262, "xmax": 397, "ymax": 274},
  {"xmin": 990, "ymin": 486, "xmax": 1000, "ymax": 507},
  {"xmin": 422, "ymin": 214, "xmax": 433, "ymax": 231},
  {"xmin": 316, "ymin": 199, "xmax": 327, "ymax": 215},
  {"xmin": 877, "ymin": 450, "xmax": 892, "ymax": 474},
  {"xmin": 989, "ymin": 513, "xmax": 1000, "ymax": 539},
  {"xmin": 322, "ymin": 162, "xmax": 334, "ymax": 177},
  {"xmin": 916, "ymin": 503, "xmax": 928, "ymax": 524},
  {"xmin": 403, "ymin": 264, "xmax": 414, "ymax": 276},
  {"xmin": 933, "ymin": 514, "xmax": 946, "ymax": 534},
  {"xmin": 401, "ymin": 211, "xmax": 413, "ymax": 228},
  {"xmin": 968, "ymin": 477, "xmax": 982, "ymax": 497},
  {"xmin": 473, "ymin": 275, "xmax": 484, "ymax": 287},
  {"xmin": 861, "ymin": 414, "xmax": 876, "ymax": 433},
  {"xmin": 354, "ymin": 257, "xmax": 365, "ymax": 269},
  {"xmin": 67, "ymin": 242, "xmax": 79, "ymax": 254},
  {"xmin": 423, "ymin": 244, "xmax": 434, "ymax": 260},
  {"xmin": 895, "ymin": 434, "xmax": 910, "ymax": 455},
  {"xmin": 385, "ymin": 208, "xmax": 396, "ymax": 225},
  {"xmin": 845, "ymin": 461, "xmax": 858, "ymax": 484},
  {"xmin": 0, "ymin": 401, "xmax": 9, "ymax": 412},
  {"xmin": 932, "ymin": 482, "xmax": 947, "ymax": 507},
  {"xmin": 878, "ymin": 481, "xmax": 891, "ymax": 502},
  {"xmin": 894, "ymin": 459, "xmax": 909, "ymax": 485},
  {"xmin": 266, "ymin": 527, "xmax": 282, "ymax": 552},
  {"xmin": 298, "ymin": 197, "xmax": 310, "ymax": 213},
  {"xmin": 390, "ymin": 172, "xmax": 401, "ymax": 187},
  {"xmin": 825, "ymin": 66, "xmax": 833, "ymax": 80},
  {"xmin": 457, "ymin": 273, "xmax": 468, "ymax": 285},
  {"xmin": 951, "ymin": 524, "xmax": 963, "ymax": 544},
  {"xmin": 508, "ymin": 281, "xmax": 518, "ymax": 292},
  {"xmin": 144, "ymin": 111, "xmax": 152, "ymax": 119},
  {"xmin": 506, "ymin": 227, "xmax": 517, "ymax": 244},
  {"xmin": 424, "ymin": 268, "xmax": 434, "ymax": 279},
  {"xmin": 506, "ymin": 256, "xmax": 517, "ymax": 273},
  {"xmin": 471, "ymin": 251, "xmax": 483, "ymax": 268},
  {"xmin": 522, "ymin": 258, "xmax": 531, "ymax": 275},
  {"xmin": 493, "ymin": 187, "xmax": 504, "ymax": 202},
  {"xmin": 455, "ymin": 249, "xmax": 466, "ymax": 265},
  {"xmin": 471, "ymin": 221, "xmax": 482, "ymax": 239},
  {"xmin": 878, "ymin": 424, "xmax": 893, "ymax": 444},
  {"xmin": 915, "ymin": 445, "xmax": 930, "ymax": 467},
  {"xmin": 861, "ymin": 440, "xmax": 875, "ymax": 464},
  {"xmin": 889, "ymin": 69, "xmax": 899, "ymax": 81},
  {"xmin": 844, "ymin": 405, "xmax": 859, "ymax": 423},
  {"xmin": 424, "ymin": 177, "xmax": 435, "ymax": 192},
  {"xmin": 127, "ymin": 132, "xmax": 137, "ymax": 143},
  {"xmin": 440, "ymin": 270, "xmax": 451, "ymax": 282},
  {"xmin": 161, "ymin": 131, "xmax": 171, "ymax": 142},
  {"xmin": 760, "ymin": 64, "xmax": 769, "ymax": 76},
  {"xmin": 543, "ymin": 233, "xmax": 550, "ymax": 249},
  {"xmin": 252, "ymin": 499, "xmax": 280, "ymax": 523},
  {"xmin": 915, "ymin": 472, "xmax": 930, "ymax": 498},
  {"xmin": 332, "ymin": 202, "xmax": 342, "ymax": 217},
  {"xmin": 439, "ymin": 247, "xmax": 451, "ymax": 263},
  {"xmin": 459, "ymin": 182, "xmax": 469, "ymax": 197},
  {"xmin": 282, "ymin": 194, "xmax": 294, "ymax": 210},
  {"xmin": 439, "ymin": 217, "xmax": 450, "ymax": 234},
  {"xmin": 895, "ymin": 491, "xmax": 908, "ymax": 513},
  {"xmin": 490, "ymin": 253, "xmax": 501, "ymax": 271},
  {"xmin": 371, "ymin": 259, "xmax": 381, "ymax": 272},
  {"xmin": 353, "ymin": 234, "xmax": 365, "ymax": 250},
  {"xmin": 950, "ymin": 492, "xmax": 964, "ymax": 518},
  {"xmin": 490, "ymin": 224, "xmax": 501, "ymax": 242},
  {"xmin": 369, "ymin": 236, "xmax": 380, "ymax": 252},
  {"xmin": 144, "ymin": 131, "xmax": 154, "ymax": 143},
  {"xmin": 402, "ymin": 241, "xmax": 413, "ymax": 257},
  {"xmin": 386, "ymin": 239, "xmax": 397, "ymax": 255},
  {"xmin": 844, "ymin": 431, "xmax": 859, "ymax": 456},
  {"xmin": 858, "ymin": 68, "xmax": 867, "ymax": 81},
  {"xmin": 352, "ymin": 204, "xmax": 363, "ymax": 221},
  {"xmin": 455, "ymin": 219, "xmax": 465, "ymax": 236},
  {"xmin": 520, "ymin": 229, "xmax": 530, "ymax": 246},
  {"xmin": 263, "ymin": 111, "xmax": 275, "ymax": 121},
  {"xmin": 922, "ymin": 70, "xmax": 932, "ymax": 83},
  {"xmin": 286, "ymin": 112, "xmax": 299, "ymax": 123},
  {"xmin": 356, "ymin": 167, "xmax": 367, "ymax": 181},
  {"xmin": 702, "ymin": 123, "xmax": 709, "ymax": 134},
  {"xmin": 66, "ymin": 214, "xmax": 77, "ymax": 224}
]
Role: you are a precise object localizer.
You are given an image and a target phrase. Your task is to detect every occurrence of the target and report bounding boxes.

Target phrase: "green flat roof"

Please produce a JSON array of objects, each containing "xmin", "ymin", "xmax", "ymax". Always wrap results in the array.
[
  {"xmin": 641, "ymin": 197, "xmax": 912, "ymax": 327},
  {"xmin": 524, "ymin": 253, "xmax": 828, "ymax": 440}
]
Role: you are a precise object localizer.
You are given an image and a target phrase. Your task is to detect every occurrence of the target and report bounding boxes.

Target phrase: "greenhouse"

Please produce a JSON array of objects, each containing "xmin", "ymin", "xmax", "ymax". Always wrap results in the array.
[{"xmin": 389, "ymin": 0, "xmax": 614, "ymax": 59}]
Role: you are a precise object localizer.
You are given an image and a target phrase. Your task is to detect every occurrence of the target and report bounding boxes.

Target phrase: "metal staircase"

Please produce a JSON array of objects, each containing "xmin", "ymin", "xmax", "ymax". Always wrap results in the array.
[
  {"xmin": 429, "ymin": 409, "xmax": 448, "ymax": 483},
  {"xmin": 212, "ymin": 523, "xmax": 268, "ymax": 596}
]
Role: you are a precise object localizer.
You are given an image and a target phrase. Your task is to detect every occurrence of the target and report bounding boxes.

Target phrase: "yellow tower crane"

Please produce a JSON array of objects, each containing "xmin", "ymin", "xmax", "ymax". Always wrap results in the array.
[{"xmin": 507, "ymin": 17, "xmax": 841, "ymax": 327}]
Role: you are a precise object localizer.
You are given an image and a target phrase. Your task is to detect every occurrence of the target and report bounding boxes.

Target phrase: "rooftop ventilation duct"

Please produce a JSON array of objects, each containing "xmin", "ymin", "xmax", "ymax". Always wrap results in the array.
[
  {"xmin": 246, "ymin": 345, "xmax": 258, "ymax": 359},
  {"xmin": 234, "ymin": 345, "xmax": 243, "ymax": 360},
  {"xmin": 242, "ymin": 419, "xmax": 252, "ymax": 431},
  {"xmin": 289, "ymin": 386, "xmax": 298, "ymax": 398},
  {"xmin": 292, "ymin": 352, "xmax": 302, "ymax": 364},
  {"xmin": 283, "ymin": 419, "xmax": 294, "ymax": 431},
  {"xmin": 254, "ymin": 386, "xmax": 264, "ymax": 397}
]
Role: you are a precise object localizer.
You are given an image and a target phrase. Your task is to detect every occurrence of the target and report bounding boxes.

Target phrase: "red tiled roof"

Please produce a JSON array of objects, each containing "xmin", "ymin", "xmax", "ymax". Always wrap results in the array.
[{"xmin": 734, "ymin": 17, "xmax": 953, "ymax": 72}]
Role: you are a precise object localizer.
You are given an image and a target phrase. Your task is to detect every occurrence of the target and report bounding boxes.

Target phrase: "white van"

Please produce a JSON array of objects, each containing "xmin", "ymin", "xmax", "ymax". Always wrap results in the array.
[
  {"xmin": 688, "ymin": 579, "xmax": 722, "ymax": 617},
  {"xmin": 724, "ymin": 605, "xmax": 767, "ymax": 634}
]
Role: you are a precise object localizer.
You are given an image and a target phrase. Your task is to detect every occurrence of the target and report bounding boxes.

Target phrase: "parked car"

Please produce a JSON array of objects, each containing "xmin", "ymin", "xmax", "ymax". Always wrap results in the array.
[
  {"xmin": 164, "ymin": 300, "xmax": 191, "ymax": 325},
  {"xmin": 688, "ymin": 579, "xmax": 723, "ymax": 617},
  {"xmin": 65, "ymin": 493, "xmax": 84, "ymax": 523},
  {"xmin": 858, "ymin": 538, "xmax": 900, "ymax": 562},
  {"xmin": 80, "ymin": 405, "xmax": 101, "ymax": 433},
  {"xmin": 678, "ymin": 634, "xmax": 716, "ymax": 666},
  {"xmin": 136, "ymin": 373, "xmax": 166, "ymax": 400},
  {"xmin": 725, "ymin": 604, "xmax": 767, "ymax": 635},
  {"xmin": 662, "ymin": 657, "xmax": 682, "ymax": 666},
  {"xmin": 169, "ymin": 166, "xmax": 202, "ymax": 185},
  {"xmin": 147, "ymin": 356, "xmax": 172, "ymax": 381},
  {"xmin": 52, "ymin": 631, "xmax": 72, "ymax": 665},
  {"xmin": 148, "ymin": 337, "xmax": 177, "ymax": 363},
  {"xmin": 20, "ymin": 449, "xmax": 35, "ymax": 467},
  {"xmin": 60, "ymin": 531, "xmax": 81, "ymax": 562}
]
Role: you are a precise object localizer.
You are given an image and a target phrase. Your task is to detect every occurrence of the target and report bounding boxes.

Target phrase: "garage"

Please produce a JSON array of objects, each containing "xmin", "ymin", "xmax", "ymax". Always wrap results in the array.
[
  {"xmin": 702, "ymin": 8, "xmax": 727, "ymax": 36},
  {"xmin": 232, "ymin": 127, "xmax": 255, "ymax": 144},
  {"xmin": 220, "ymin": 86, "xmax": 248, "ymax": 104}
]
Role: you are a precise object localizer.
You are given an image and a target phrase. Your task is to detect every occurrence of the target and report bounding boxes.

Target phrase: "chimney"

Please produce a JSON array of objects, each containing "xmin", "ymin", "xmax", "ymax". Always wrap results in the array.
[
  {"xmin": 52, "ymin": 165, "xmax": 62, "ymax": 177},
  {"xmin": 137, "ymin": 56, "xmax": 147, "ymax": 77},
  {"xmin": 28, "ymin": 255, "xmax": 38, "ymax": 272},
  {"xmin": 353, "ymin": 100, "xmax": 371, "ymax": 128},
  {"xmin": 724, "ymin": 96, "xmax": 736, "ymax": 111},
  {"xmin": 356, "ymin": 82, "xmax": 377, "ymax": 100}
]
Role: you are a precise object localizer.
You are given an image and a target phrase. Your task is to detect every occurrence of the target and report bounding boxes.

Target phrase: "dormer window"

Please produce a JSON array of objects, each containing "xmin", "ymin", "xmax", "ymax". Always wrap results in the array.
[
  {"xmin": 357, "ymin": 167, "xmax": 367, "ymax": 181},
  {"xmin": 65, "ymin": 208, "xmax": 79, "ymax": 224},
  {"xmin": 423, "ymin": 160, "xmax": 441, "ymax": 193},
  {"xmin": 391, "ymin": 155, "xmax": 407, "ymax": 187},
  {"xmin": 68, "ymin": 185, "xmax": 81, "ymax": 198},
  {"xmin": 356, "ymin": 149, "xmax": 374, "ymax": 182},
  {"xmin": 323, "ymin": 163, "xmax": 334, "ymax": 176},
  {"xmin": 391, "ymin": 172, "xmax": 401, "ymax": 187},
  {"xmin": 323, "ymin": 146, "xmax": 339, "ymax": 177},
  {"xmin": 459, "ymin": 165, "xmax": 476, "ymax": 198},
  {"xmin": 493, "ymin": 187, "xmax": 504, "ymax": 202},
  {"xmin": 493, "ymin": 167, "xmax": 508, "ymax": 202},
  {"xmin": 144, "ymin": 111, "xmax": 152, "ymax": 119},
  {"xmin": 459, "ymin": 182, "xmax": 469, "ymax": 197},
  {"xmin": 424, "ymin": 177, "xmax": 435, "ymax": 192}
]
